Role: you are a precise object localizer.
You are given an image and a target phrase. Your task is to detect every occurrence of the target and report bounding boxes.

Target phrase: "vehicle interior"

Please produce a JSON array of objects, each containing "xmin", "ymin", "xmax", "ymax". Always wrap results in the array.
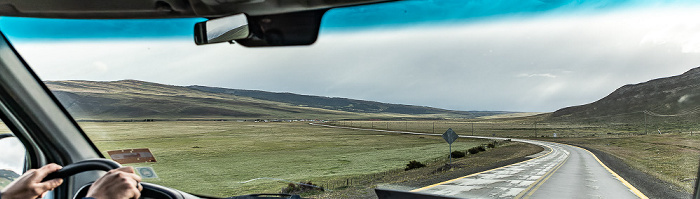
[{"xmin": 0, "ymin": 0, "xmax": 699, "ymax": 199}]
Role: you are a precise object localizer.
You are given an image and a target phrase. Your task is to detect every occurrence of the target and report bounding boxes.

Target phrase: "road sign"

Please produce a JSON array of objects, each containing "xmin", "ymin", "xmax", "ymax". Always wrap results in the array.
[
  {"xmin": 442, "ymin": 128, "xmax": 458, "ymax": 144},
  {"xmin": 443, "ymin": 128, "xmax": 458, "ymax": 165}
]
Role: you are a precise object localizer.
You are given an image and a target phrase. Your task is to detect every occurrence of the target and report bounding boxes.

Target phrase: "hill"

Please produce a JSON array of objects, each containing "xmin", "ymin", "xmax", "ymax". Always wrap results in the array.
[
  {"xmin": 187, "ymin": 85, "xmax": 509, "ymax": 117},
  {"xmin": 0, "ymin": 169, "xmax": 19, "ymax": 188},
  {"xmin": 552, "ymin": 67, "xmax": 700, "ymax": 119},
  {"xmin": 46, "ymin": 80, "xmax": 357, "ymax": 120},
  {"xmin": 45, "ymin": 80, "xmax": 504, "ymax": 120}
]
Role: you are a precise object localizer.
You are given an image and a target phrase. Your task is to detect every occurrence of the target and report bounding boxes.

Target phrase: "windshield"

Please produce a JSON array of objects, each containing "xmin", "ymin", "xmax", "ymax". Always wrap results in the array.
[{"xmin": 1, "ymin": 0, "xmax": 699, "ymax": 198}]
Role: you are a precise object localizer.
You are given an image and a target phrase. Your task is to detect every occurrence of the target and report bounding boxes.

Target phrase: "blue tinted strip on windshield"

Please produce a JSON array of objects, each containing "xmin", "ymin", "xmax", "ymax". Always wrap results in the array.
[
  {"xmin": 1, "ymin": 0, "xmax": 700, "ymax": 40},
  {"xmin": 0, "ymin": 17, "xmax": 205, "ymax": 41},
  {"xmin": 322, "ymin": 0, "xmax": 700, "ymax": 32}
]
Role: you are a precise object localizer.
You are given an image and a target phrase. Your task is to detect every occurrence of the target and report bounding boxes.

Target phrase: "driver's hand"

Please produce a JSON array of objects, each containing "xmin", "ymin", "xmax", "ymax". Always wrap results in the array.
[
  {"xmin": 86, "ymin": 167, "xmax": 143, "ymax": 199},
  {"xmin": 0, "ymin": 163, "xmax": 64, "ymax": 199}
]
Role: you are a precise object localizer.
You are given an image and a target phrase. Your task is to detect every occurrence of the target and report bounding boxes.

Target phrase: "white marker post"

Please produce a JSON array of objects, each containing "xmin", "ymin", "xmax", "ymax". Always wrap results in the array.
[{"xmin": 442, "ymin": 128, "xmax": 458, "ymax": 165}]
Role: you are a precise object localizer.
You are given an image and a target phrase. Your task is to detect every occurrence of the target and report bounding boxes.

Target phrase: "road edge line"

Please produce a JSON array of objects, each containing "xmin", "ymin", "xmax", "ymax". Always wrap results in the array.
[
  {"xmin": 411, "ymin": 144, "xmax": 554, "ymax": 192},
  {"xmin": 564, "ymin": 144, "xmax": 649, "ymax": 199}
]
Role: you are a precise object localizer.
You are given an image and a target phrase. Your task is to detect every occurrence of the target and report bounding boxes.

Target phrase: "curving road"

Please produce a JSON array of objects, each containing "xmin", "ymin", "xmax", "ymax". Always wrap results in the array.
[
  {"xmin": 311, "ymin": 123, "xmax": 648, "ymax": 199},
  {"xmin": 412, "ymin": 139, "xmax": 646, "ymax": 199}
]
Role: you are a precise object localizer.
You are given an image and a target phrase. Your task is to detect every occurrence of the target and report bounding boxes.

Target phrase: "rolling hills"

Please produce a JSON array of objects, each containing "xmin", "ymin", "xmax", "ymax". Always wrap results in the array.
[
  {"xmin": 45, "ymin": 80, "xmax": 503, "ymax": 120},
  {"xmin": 551, "ymin": 66, "xmax": 700, "ymax": 120},
  {"xmin": 187, "ymin": 85, "xmax": 508, "ymax": 117}
]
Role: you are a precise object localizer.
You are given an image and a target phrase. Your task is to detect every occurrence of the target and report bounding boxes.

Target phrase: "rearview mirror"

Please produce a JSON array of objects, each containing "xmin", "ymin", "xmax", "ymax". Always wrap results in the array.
[
  {"xmin": 194, "ymin": 10, "xmax": 326, "ymax": 47},
  {"xmin": 194, "ymin": 13, "xmax": 250, "ymax": 45}
]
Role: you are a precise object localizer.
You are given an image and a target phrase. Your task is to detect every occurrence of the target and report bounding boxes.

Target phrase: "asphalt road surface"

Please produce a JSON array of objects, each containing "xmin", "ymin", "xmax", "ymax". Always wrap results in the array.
[
  {"xmin": 311, "ymin": 123, "xmax": 648, "ymax": 199},
  {"xmin": 412, "ymin": 139, "xmax": 646, "ymax": 199}
]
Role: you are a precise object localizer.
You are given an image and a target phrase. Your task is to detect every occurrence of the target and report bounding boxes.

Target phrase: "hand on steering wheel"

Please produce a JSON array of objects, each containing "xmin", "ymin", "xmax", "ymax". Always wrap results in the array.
[
  {"xmin": 87, "ymin": 167, "xmax": 143, "ymax": 199},
  {"xmin": 1, "ymin": 163, "xmax": 64, "ymax": 199},
  {"xmin": 42, "ymin": 159, "xmax": 143, "ymax": 199}
]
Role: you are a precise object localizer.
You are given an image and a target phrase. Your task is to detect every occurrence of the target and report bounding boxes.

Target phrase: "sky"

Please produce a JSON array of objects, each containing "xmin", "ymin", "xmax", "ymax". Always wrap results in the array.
[
  {"xmin": 0, "ymin": 137, "xmax": 25, "ymax": 175},
  {"xmin": 1, "ymin": 0, "xmax": 700, "ymax": 113}
]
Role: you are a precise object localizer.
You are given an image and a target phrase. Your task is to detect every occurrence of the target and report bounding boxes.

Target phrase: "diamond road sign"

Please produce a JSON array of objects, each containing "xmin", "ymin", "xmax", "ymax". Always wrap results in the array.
[{"xmin": 442, "ymin": 128, "xmax": 458, "ymax": 144}]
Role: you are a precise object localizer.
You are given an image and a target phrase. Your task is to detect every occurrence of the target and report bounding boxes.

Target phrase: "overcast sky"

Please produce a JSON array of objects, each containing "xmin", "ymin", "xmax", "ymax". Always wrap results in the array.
[
  {"xmin": 2, "ymin": 1, "xmax": 700, "ymax": 113},
  {"xmin": 0, "ymin": 138, "xmax": 25, "ymax": 175}
]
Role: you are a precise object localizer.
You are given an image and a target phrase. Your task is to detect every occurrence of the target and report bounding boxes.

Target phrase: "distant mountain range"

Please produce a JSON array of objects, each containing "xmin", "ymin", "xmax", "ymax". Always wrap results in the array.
[
  {"xmin": 187, "ymin": 85, "xmax": 507, "ymax": 117},
  {"xmin": 552, "ymin": 66, "xmax": 700, "ymax": 119},
  {"xmin": 46, "ymin": 80, "xmax": 508, "ymax": 120}
]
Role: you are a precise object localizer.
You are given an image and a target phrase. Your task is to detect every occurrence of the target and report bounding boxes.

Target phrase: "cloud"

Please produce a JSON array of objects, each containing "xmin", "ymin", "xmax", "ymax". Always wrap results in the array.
[
  {"xmin": 0, "ymin": 138, "xmax": 26, "ymax": 175},
  {"xmin": 93, "ymin": 61, "xmax": 109, "ymax": 73},
  {"xmin": 9, "ymin": 6, "xmax": 700, "ymax": 112},
  {"xmin": 517, "ymin": 73, "xmax": 557, "ymax": 78}
]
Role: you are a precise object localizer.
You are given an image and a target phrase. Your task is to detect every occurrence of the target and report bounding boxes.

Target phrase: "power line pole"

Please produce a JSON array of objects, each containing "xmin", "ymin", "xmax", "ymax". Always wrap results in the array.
[
  {"xmin": 534, "ymin": 122, "xmax": 537, "ymax": 137},
  {"xmin": 471, "ymin": 123, "xmax": 474, "ymax": 136},
  {"xmin": 644, "ymin": 111, "xmax": 647, "ymax": 135}
]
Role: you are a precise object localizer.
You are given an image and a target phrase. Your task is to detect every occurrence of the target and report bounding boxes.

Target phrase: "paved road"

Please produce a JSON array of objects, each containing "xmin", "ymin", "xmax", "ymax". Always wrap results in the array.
[
  {"xmin": 311, "ymin": 123, "xmax": 648, "ymax": 199},
  {"xmin": 413, "ymin": 139, "xmax": 645, "ymax": 199}
]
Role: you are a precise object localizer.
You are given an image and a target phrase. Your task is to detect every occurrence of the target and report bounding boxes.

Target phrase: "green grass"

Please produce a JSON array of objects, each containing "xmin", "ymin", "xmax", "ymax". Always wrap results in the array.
[
  {"xmin": 0, "ymin": 178, "xmax": 11, "ymax": 190},
  {"xmin": 79, "ymin": 121, "xmax": 485, "ymax": 197}
]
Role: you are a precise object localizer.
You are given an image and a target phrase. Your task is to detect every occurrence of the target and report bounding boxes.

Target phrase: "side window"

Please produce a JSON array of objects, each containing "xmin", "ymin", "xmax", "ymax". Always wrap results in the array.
[{"xmin": 0, "ymin": 121, "xmax": 26, "ymax": 189}]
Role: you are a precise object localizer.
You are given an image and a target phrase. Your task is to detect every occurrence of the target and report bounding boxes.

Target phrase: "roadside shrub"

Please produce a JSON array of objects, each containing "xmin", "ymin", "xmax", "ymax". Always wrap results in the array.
[
  {"xmin": 477, "ymin": 146, "xmax": 486, "ymax": 151},
  {"xmin": 450, "ymin": 151, "xmax": 466, "ymax": 158},
  {"xmin": 405, "ymin": 160, "xmax": 426, "ymax": 171},
  {"xmin": 487, "ymin": 143, "xmax": 496, "ymax": 148},
  {"xmin": 467, "ymin": 147, "xmax": 480, "ymax": 155},
  {"xmin": 280, "ymin": 181, "xmax": 324, "ymax": 194}
]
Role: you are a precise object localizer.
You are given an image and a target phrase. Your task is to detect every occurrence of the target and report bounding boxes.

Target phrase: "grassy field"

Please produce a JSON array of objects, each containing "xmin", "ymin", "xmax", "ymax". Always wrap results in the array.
[
  {"xmin": 0, "ymin": 178, "xmax": 11, "ymax": 190},
  {"xmin": 78, "ymin": 121, "xmax": 489, "ymax": 197},
  {"xmin": 332, "ymin": 115, "xmax": 700, "ymax": 138},
  {"xmin": 330, "ymin": 119, "xmax": 609, "ymax": 138}
]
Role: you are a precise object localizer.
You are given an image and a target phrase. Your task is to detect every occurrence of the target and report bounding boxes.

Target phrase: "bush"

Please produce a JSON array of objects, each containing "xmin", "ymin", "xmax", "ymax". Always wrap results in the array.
[
  {"xmin": 280, "ymin": 181, "xmax": 323, "ymax": 194},
  {"xmin": 487, "ymin": 143, "xmax": 496, "ymax": 148},
  {"xmin": 405, "ymin": 160, "xmax": 426, "ymax": 171},
  {"xmin": 477, "ymin": 146, "xmax": 486, "ymax": 151},
  {"xmin": 467, "ymin": 147, "xmax": 480, "ymax": 154},
  {"xmin": 450, "ymin": 151, "xmax": 466, "ymax": 158}
]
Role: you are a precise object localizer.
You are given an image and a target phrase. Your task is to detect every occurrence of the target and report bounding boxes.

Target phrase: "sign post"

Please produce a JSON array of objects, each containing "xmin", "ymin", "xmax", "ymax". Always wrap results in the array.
[{"xmin": 442, "ymin": 128, "xmax": 458, "ymax": 165}]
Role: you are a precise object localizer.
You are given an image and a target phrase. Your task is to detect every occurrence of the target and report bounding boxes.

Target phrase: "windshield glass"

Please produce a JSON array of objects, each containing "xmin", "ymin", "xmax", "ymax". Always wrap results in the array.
[{"xmin": 2, "ymin": 0, "xmax": 699, "ymax": 198}]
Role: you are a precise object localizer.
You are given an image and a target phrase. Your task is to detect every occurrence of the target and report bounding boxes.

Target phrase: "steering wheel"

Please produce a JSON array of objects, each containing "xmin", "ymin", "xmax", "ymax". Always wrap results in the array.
[
  {"xmin": 42, "ymin": 159, "xmax": 121, "ymax": 182},
  {"xmin": 44, "ymin": 159, "xmax": 184, "ymax": 199}
]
